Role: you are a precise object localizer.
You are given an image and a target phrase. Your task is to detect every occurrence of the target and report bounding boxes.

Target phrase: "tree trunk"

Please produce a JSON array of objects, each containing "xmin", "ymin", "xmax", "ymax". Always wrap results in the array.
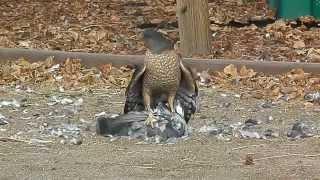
[{"xmin": 177, "ymin": 0, "xmax": 211, "ymax": 57}]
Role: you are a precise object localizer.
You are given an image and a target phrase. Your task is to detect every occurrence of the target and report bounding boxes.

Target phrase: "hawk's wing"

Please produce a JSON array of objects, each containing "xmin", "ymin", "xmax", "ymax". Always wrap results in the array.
[
  {"xmin": 177, "ymin": 60, "xmax": 199, "ymax": 123},
  {"xmin": 123, "ymin": 64, "xmax": 146, "ymax": 113}
]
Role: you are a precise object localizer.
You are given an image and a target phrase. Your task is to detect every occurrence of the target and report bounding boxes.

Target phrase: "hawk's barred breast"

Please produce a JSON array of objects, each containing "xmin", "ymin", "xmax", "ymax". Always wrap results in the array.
[{"xmin": 143, "ymin": 50, "xmax": 181, "ymax": 94}]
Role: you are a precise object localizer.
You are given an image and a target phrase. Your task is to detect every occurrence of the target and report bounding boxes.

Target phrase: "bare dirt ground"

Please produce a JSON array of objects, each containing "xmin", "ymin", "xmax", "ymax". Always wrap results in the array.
[{"xmin": 0, "ymin": 86, "xmax": 319, "ymax": 180}]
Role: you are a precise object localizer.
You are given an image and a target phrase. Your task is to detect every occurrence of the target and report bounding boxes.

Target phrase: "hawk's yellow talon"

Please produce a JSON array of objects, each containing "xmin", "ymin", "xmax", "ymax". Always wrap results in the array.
[{"xmin": 145, "ymin": 113, "xmax": 157, "ymax": 128}]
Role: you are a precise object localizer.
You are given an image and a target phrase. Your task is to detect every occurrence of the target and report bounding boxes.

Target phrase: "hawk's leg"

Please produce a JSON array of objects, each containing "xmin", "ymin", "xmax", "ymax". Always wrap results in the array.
[
  {"xmin": 168, "ymin": 93, "xmax": 176, "ymax": 117},
  {"xmin": 143, "ymin": 90, "xmax": 157, "ymax": 128}
]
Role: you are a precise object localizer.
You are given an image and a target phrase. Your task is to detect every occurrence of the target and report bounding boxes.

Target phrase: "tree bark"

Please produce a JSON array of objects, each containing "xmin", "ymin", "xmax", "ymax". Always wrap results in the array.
[{"xmin": 177, "ymin": 0, "xmax": 211, "ymax": 57}]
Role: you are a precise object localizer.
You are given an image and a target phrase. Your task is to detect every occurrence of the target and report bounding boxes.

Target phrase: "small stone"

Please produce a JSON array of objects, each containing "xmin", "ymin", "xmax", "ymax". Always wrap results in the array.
[
  {"xmin": 265, "ymin": 33, "xmax": 271, "ymax": 39},
  {"xmin": 219, "ymin": 102, "xmax": 231, "ymax": 108},
  {"xmin": 60, "ymin": 139, "xmax": 67, "ymax": 144},
  {"xmin": 55, "ymin": 129, "xmax": 64, "ymax": 137},
  {"xmin": 239, "ymin": 130, "xmax": 261, "ymax": 139},
  {"xmin": 70, "ymin": 138, "xmax": 82, "ymax": 145},
  {"xmin": 43, "ymin": 122, "xmax": 48, "ymax": 127},
  {"xmin": 58, "ymin": 86, "xmax": 65, "ymax": 92},
  {"xmin": 263, "ymin": 129, "xmax": 279, "ymax": 138},
  {"xmin": 304, "ymin": 92, "xmax": 320, "ymax": 103},
  {"xmin": 0, "ymin": 114, "xmax": 8, "ymax": 125},
  {"xmin": 234, "ymin": 94, "xmax": 241, "ymax": 98},
  {"xmin": 287, "ymin": 122, "xmax": 314, "ymax": 139},
  {"xmin": 95, "ymin": 112, "xmax": 106, "ymax": 117},
  {"xmin": 216, "ymin": 134, "xmax": 231, "ymax": 141},
  {"xmin": 199, "ymin": 115, "xmax": 207, "ymax": 119},
  {"xmin": 199, "ymin": 125, "xmax": 222, "ymax": 135},
  {"xmin": 61, "ymin": 98, "xmax": 73, "ymax": 105},
  {"xmin": 0, "ymin": 99, "xmax": 20, "ymax": 108},
  {"xmin": 244, "ymin": 119, "xmax": 260, "ymax": 126},
  {"xmin": 74, "ymin": 98, "xmax": 83, "ymax": 106},
  {"xmin": 220, "ymin": 93, "xmax": 228, "ymax": 97},
  {"xmin": 260, "ymin": 101, "xmax": 273, "ymax": 108}
]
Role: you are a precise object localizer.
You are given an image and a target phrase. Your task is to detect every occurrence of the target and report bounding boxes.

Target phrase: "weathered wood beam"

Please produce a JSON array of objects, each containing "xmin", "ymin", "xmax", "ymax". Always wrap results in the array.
[{"xmin": 0, "ymin": 48, "xmax": 319, "ymax": 74}]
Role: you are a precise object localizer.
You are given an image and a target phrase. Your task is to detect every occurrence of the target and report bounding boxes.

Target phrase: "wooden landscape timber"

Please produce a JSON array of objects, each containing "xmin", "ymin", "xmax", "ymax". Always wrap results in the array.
[{"xmin": 0, "ymin": 48, "xmax": 319, "ymax": 74}]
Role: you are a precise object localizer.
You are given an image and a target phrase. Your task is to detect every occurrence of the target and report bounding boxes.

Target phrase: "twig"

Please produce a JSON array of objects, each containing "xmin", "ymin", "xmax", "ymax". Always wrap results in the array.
[
  {"xmin": 255, "ymin": 153, "xmax": 320, "ymax": 161},
  {"xmin": 283, "ymin": 144, "xmax": 299, "ymax": 146},
  {"xmin": 112, "ymin": 162, "xmax": 156, "ymax": 169},
  {"xmin": 164, "ymin": 162, "xmax": 242, "ymax": 171},
  {"xmin": 232, "ymin": 144, "xmax": 266, "ymax": 151},
  {"xmin": 80, "ymin": 24, "xmax": 103, "ymax": 31},
  {"xmin": 0, "ymin": 137, "xmax": 30, "ymax": 143},
  {"xmin": 288, "ymin": 164, "xmax": 313, "ymax": 167}
]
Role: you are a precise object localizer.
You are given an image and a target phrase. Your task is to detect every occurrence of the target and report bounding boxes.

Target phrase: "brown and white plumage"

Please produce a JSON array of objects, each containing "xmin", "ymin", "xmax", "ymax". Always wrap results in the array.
[{"xmin": 124, "ymin": 29, "xmax": 198, "ymax": 124}]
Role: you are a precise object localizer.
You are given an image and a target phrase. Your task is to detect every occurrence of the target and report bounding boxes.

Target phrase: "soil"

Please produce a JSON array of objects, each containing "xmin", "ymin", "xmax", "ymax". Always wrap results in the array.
[{"xmin": 0, "ymin": 86, "xmax": 319, "ymax": 180}]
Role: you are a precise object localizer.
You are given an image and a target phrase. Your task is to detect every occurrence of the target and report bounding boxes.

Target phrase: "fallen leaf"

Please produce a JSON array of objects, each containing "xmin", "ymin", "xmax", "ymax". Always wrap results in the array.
[
  {"xmin": 100, "ymin": 64, "xmax": 113, "ymax": 79},
  {"xmin": 244, "ymin": 154, "xmax": 254, "ymax": 165},
  {"xmin": 224, "ymin": 64, "xmax": 238, "ymax": 78},
  {"xmin": 239, "ymin": 66, "xmax": 256, "ymax": 78},
  {"xmin": 293, "ymin": 40, "xmax": 305, "ymax": 49},
  {"xmin": 288, "ymin": 69, "xmax": 307, "ymax": 81}
]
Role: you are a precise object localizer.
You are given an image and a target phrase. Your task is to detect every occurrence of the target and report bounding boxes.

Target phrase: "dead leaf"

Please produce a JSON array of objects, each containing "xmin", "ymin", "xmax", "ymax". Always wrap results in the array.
[
  {"xmin": 224, "ymin": 64, "xmax": 238, "ymax": 78},
  {"xmin": 271, "ymin": 86, "xmax": 281, "ymax": 97},
  {"xmin": 99, "ymin": 64, "xmax": 113, "ymax": 79},
  {"xmin": 309, "ymin": 78, "xmax": 320, "ymax": 84},
  {"xmin": 110, "ymin": 15, "xmax": 120, "ymax": 22},
  {"xmin": 293, "ymin": 40, "xmax": 305, "ymax": 49},
  {"xmin": 244, "ymin": 154, "xmax": 254, "ymax": 165},
  {"xmin": 310, "ymin": 54, "xmax": 320, "ymax": 62},
  {"xmin": 288, "ymin": 69, "xmax": 307, "ymax": 81},
  {"xmin": 96, "ymin": 30, "xmax": 107, "ymax": 41},
  {"xmin": 68, "ymin": 30, "xmax": 79, "ymax": 41},
  {"xmin": 239, "ymin": 66, "xmax": 256, "ymax": 78},
  {"xmin": 150, "ymin": 19, "xmax": 163, "ymax": 24}
]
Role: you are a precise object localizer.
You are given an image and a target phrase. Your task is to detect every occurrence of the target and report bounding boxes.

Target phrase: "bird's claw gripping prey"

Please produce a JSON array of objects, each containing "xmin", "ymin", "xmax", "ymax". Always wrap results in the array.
[{"xmin": 144, "ymin": 112, "xmax": 158, "ymax": 128}]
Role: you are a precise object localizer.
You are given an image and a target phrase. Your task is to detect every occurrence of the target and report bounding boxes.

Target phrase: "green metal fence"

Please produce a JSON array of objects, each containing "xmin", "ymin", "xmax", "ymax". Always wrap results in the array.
[
  {"xmin": 313, "ymin": 0, "xmax": 320, "ymax": 19},
  {"xmin": 268, "ymin": 0, "xmax": 320, "ymax": 20}
]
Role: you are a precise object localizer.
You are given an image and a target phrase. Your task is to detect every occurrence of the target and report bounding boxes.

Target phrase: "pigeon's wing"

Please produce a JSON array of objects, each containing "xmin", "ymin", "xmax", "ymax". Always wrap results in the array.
[
  {"xmin": 123, "ymin": 65, "xmax": 146, "ymax": 113},
  {"xmin": 96, "ymin": 105, "xmax": 187, "ymax": 138},
  {"xmin": 177, "ymin": 60, "xmax": 199, "ymax": 123},
  {"xmin": 97, "ymin": 102, "xmax": 185, "ymax": 137},
  {"xmin": 96, "ymin": 112, "xmax": 148, "ymax": 136}
]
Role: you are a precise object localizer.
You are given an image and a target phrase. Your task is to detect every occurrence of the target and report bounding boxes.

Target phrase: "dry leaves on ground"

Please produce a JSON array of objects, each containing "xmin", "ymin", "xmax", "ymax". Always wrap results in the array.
[
  {"xmin": 207, "ymin": 64, "xmax": 320, "ymax": 101},
  {"xmin": 0, "ymin": 58, "xmax": 134, "ymax": 89},
  {"xmin": 1, "ymin": 0, "xmax": 319, "ymax": 62}
]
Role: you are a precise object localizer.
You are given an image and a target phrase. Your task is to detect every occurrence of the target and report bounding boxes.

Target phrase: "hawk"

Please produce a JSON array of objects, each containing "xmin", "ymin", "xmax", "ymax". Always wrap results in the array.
[{"xmin": 124, "ymin": 29, "xmax": 198, "ymax": 127}]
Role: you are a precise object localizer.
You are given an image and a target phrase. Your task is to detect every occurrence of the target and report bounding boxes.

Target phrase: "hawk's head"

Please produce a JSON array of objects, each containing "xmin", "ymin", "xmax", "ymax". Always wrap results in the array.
[{"xmin": 142, "ymin": 29, "xmax": 173, "ymax": 54}]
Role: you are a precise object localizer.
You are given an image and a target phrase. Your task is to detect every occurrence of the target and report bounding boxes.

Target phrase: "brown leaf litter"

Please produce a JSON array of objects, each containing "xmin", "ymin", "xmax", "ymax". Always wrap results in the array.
[
  {"xmin": 204, "ymin": 64, "xmax": 320, "ymax": 102},
  {"xmin": 0, "ymin": 58, "xmax": 134, "ymax": 89},
  {"xmin": 0, "ymin": 0, "xmax": 320, "ymax": 62}
]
